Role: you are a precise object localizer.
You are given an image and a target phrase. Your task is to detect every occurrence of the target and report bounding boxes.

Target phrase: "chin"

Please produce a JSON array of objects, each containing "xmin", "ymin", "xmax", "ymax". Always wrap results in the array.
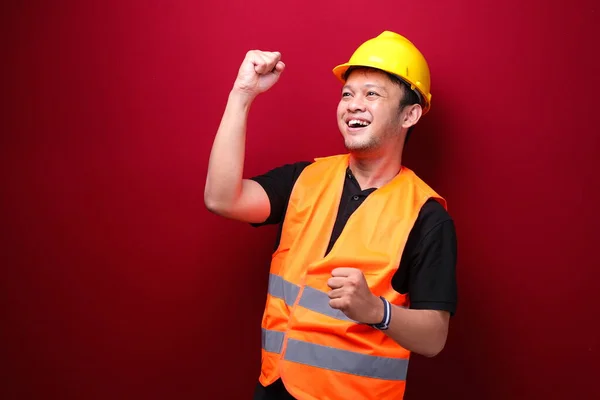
[{"xmin": 344, "ymin": 138, "xmax": 374, "ymax": 152}]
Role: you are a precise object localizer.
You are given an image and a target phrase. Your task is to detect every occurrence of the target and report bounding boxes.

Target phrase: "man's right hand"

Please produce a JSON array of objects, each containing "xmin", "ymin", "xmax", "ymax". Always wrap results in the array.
[
  {"xmin": 204, "ymin": 50, "xmax": 281, "ymax": 224},
  {"xmin": 232, "ymin": 50, "xmax": 285, "ymax": 100}
]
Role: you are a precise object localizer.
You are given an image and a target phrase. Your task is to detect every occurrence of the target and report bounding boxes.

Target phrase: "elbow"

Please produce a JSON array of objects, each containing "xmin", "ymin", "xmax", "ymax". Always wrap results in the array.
[
  {"xmin": 422, "ymin": 334, "xmax": 448, "ymax": 358},
  {"xmin": 422, "ymin": 342, "xmax": 445, "ymax": 358},
  {"xmin": 420, "ymin": 311, "xmax": 450, "ymax": 358},
  {"xmin": 204, "ymin": 192, "xmax": 225, "ymax": 215},
  {"xmin": 204, "ymin": 199, "xmax": 218, "ymax": 215}
]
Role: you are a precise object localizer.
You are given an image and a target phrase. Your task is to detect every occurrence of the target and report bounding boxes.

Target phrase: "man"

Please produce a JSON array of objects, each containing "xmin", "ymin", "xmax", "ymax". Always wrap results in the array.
[{"xmin": 205, "ymin": 31, "xmax": 457, "ymax": 400}]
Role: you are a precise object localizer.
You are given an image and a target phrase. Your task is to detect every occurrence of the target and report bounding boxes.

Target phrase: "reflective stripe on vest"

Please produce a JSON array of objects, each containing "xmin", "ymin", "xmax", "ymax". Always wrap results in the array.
[
  {"xmin": 262, "ymin": 327, "xmax": 285, "ymax": 354},
  {"xmin": 262, "ymin": 328, "xmax": 408, "ymax": 381},
  {"xmin": 264, "ymin": 272, "xmax": 410, "ymax": 381},
  {"xmin": 268, "ymin": 273, "xmax": 353, "ymax": 321}
]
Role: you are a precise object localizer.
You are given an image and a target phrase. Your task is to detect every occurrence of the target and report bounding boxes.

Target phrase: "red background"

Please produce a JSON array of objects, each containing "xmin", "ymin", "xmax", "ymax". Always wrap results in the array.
[{"xmin": 3, "ymin": 1, "xmax": 599, "ymax": 399}]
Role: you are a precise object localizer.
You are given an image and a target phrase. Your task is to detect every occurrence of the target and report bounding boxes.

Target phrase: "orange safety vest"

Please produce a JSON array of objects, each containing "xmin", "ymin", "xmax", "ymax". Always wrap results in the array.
[{"xmin": 259, "ymin": 154, "xmax": 447, "ymax": 400}]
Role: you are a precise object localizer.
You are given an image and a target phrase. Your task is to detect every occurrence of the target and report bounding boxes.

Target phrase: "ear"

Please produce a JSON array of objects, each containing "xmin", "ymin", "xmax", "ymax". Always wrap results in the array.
[{"xmin": 402, "ymin": 104, "xmax": 423, "ymax": 129}]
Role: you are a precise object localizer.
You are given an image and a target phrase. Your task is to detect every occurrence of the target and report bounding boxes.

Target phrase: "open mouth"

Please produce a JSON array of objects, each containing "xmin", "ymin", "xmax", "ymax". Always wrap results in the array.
[{"xmin": 347, "ymin": 119, "xmax": 371, "ymax": 128}]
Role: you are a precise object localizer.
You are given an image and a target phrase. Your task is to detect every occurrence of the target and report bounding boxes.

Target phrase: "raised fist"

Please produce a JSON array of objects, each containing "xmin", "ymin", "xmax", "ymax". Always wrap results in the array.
[{"xmin": 233, "ymin": 50, "xmax": 285, "ymax": 99}]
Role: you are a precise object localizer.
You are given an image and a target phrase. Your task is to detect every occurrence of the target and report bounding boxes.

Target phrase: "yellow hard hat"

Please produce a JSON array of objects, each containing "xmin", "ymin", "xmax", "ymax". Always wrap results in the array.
[{"xmin": 332, "ymin": 31, "xmax": 432, "ymax": 114}]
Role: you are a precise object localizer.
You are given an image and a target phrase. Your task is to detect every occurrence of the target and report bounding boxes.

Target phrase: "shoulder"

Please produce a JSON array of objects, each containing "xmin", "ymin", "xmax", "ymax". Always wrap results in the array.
[
  {"xmin": 401, "ymin": 198, "xmax": 456, "ymax": 261},
  {"xmin": 417, "ymin": 199, "xmax": 453, "ymax": 231},
  {"xmin": 409, "ymin": 199, "xmax": 456, "ymax": 250},
  {"xmin": 400, "ymin": 168, "xmax": 448, "ymax": 213},
  {"xmin": 249, "ymin": 160, "xmax": 313, "ymax": 186},
  {"xmin": 248, "ymin": 160, "xmax": 313, "ymax": 227},
  {"xmin": 255, "ymin": 160, "xmax": 313, "ymax": 178}
]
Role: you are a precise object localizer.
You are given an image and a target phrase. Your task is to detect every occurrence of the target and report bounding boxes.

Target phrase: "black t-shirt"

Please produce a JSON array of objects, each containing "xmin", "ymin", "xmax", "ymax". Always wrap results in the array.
[{"xmin": 250, "ymin": 161, "xmax": 458, "ymax": 315}]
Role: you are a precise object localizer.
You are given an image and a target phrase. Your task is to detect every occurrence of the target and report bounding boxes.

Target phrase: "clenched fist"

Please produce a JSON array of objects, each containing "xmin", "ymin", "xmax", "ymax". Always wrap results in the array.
[
  {"xmin": 233, "ymin": 50, "xmax": 285, "ymax": 99},
  {"xmin": 327, "ymin": 268, "xmax": 384, "ymax": 324}
]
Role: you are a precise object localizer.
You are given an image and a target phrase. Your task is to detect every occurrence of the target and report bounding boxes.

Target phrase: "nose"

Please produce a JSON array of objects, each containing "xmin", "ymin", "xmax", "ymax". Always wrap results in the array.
[{"xmin": 347, "ymin": 95, "xmax": 366, "ymax": 113}]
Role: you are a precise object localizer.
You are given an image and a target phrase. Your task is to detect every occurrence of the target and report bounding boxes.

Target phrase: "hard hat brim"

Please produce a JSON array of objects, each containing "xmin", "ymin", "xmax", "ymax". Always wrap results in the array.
[{"xmin": 332, "ymin": 63, "xmax": 352, "ymax": 83}]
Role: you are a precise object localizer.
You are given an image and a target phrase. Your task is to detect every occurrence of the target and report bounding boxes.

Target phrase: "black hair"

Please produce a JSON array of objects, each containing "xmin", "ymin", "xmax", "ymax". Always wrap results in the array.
[{"xmin": 343, "ymin": 66, "xmax": 421, "ymax": 145}]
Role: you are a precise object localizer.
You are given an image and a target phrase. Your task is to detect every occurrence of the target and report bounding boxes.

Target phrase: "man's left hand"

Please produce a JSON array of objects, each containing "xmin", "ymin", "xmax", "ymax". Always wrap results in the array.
[{"xmin": 327, "ymin": 267, "xmax": 383, "ymax": 324}]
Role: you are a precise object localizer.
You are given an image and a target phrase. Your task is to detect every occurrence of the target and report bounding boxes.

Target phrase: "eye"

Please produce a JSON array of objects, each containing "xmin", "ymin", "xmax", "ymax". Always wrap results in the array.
[
  {"xmin": 341, "ymin": 92, "xmax": 352, "ymax": 98},
  {"xmin": 366, "ymin": 91, "xmax": 379, "ymax": 97}
]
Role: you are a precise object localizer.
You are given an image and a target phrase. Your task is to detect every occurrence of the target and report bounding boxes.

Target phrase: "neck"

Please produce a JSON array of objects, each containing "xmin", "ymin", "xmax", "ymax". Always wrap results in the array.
[{"xmin": 348, "ymin": 150, "xmax": 403, "ymax": 190}]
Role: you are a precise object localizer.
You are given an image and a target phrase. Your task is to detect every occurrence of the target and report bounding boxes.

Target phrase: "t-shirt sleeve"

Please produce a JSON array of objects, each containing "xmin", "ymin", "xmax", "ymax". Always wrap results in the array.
[
  {"xmin": 393, "ymin": 200, "xmax": 458, "ymax": 316},
  {"xmin": 248, "ymin": 161, "xmax": 312, "ymax": 226}
]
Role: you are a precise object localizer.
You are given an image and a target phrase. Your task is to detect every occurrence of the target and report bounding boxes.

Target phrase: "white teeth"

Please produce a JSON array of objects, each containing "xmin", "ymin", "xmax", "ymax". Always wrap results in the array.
[{"xmin": 348, "ymin": 119, "xmax": 370, "ymax": 127}]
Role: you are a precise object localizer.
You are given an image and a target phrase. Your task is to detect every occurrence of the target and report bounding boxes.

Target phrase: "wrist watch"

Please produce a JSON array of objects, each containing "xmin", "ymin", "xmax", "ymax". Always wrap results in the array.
[{"xmin": 370, "ymin": 296, "xmax": 391, "ymax": 331}]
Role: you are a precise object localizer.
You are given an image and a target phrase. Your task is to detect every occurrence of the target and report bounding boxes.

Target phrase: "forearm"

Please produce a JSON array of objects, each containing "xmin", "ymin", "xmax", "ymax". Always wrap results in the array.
[
  {"xmin": 382, "ymin": 305, "xmax": 449, "ymax": 358},
  {"xmin": 204, "ymin": 89, "xmax": 254, "ymax": 210}
]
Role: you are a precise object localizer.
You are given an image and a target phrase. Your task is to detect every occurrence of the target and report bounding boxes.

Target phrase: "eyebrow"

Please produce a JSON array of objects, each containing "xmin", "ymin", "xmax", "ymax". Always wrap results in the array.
[{"xmin": 342, "ymin": 83, "xmax": 387, "ymax": 91}]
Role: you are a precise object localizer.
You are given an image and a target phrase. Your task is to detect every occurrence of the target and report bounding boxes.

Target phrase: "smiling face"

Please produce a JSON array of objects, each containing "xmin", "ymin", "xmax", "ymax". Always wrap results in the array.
[{"xmin": 337, "ymin": 68, "xmax": 406, "ymax": 154}]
